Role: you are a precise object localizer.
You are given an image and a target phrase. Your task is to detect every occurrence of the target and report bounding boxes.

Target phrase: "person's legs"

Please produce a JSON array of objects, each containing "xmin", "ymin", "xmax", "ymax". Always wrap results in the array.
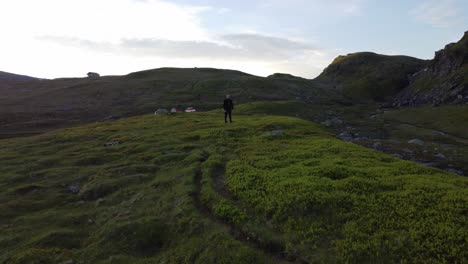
[
  {"xmin": 229, "ymin": 111, "xmax": 232, "ymax": 123},
  {"xmin": 224, "ymin": 111, "xmax": 228, "ymax": 123}
]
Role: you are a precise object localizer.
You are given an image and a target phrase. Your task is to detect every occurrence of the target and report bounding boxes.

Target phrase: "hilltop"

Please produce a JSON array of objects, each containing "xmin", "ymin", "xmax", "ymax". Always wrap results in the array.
[
  {"xmin": 1, "ymin": 111, "xmax": 466, "ymax": 263},
  {"xmin": 316, "ymin": 52, "xmax": 428, "ymax": 101},
  {"xmin": 0, "ymin": 71, "xmax": 39, "ymax": 82}
]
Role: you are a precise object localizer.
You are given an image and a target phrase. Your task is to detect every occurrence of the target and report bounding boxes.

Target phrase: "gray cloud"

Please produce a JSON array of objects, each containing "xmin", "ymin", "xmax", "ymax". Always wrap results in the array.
[
  {"xmin": 37, "ymin": 35, "xmax": 113, "ymax": 52},
  {"xmin": 411, "ymin": 0, "xmax": 461, "ymax": 28},
  {"xmin": 38, "ymin": 33, "xmax": 320, "ymax": 61}
]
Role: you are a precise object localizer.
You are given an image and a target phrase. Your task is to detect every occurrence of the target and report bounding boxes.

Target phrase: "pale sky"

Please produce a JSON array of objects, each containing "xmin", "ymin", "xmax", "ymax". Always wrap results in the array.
[{"xmin": 0, "ymin": 0, "xmax": 467, "ymax": 79}]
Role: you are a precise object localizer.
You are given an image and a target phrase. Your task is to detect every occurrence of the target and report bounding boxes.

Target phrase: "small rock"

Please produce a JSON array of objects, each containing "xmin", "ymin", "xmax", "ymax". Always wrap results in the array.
[
  {"xmin": 59, "ymin": 260, "xmax": 74, "ymax": 264},
  {"xmin": 392, "ymin": 154, "xmax": 403, "ymax": 159},
  {"xmin": 321, "ymin": 120, "xmax": 332, "ymax": 127},
  {"xmin": 96, "ymin": 198, "xmax": 106, "ymax": 206},
  {"xmin": 67, "ymin": 183, "xmax": 80, "ymax": 194},
  {"xmin": 262, "ymin": 130, "xmax": 284, "ymax": 136},
  {"xmin": 103, "ymin": 115, "xmax": 121, "ymax": 121},
  {"xmin": 114, "ymin": 210, "xmax": 131, "ymax": 217},
  {"xmin": 435, "ymin": 131, "xmax": 447, "ymax": 136},
  {"xmin": 332, "ymin": 118, "xmax": 343, "ymax": 125},
  {"xmin": 372, "ymin": 142, "xmax": 382, "ymax": 149},
  {"xmin": 154, "ymin": 109, "xmax": 169, "ymax": 115},
  {"xmin": 415, "ymin": 161, "xmax": 438, "ymax": 167},
  {"xmin": 446, "ymin": 168, "xmax": 464, "ymax": 175},
  {"xmin": 338, "ymin": 131, "xmax": 353, "ymax": 141},
  {"xmin": 104, "ymin": 141, "xmax": 120, "ymax": 147},
  {"xmin": 408, "ymin": 139, "xmax": 425, "ymax": 146},
  {"xmin": 354, "ymin": 137, "xmax": 370, "ymax": 141},
  {"xmin": 434, "ymin": 153, "xmax": 446, "ymax": 159},
  {"xmin": 402, "ymin": 148, "xmax": 413, "ymax": 154}
]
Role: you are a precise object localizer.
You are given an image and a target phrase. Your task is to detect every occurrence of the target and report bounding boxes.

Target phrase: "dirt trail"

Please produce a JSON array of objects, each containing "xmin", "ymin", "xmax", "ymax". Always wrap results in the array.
[{"xmin": 192, "ymin": 162, "xmax": 306, "ymax": 264}]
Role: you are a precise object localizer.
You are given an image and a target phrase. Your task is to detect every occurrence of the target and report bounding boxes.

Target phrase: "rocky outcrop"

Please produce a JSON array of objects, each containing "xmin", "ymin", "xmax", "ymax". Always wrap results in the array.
[
  {"xmin": 154, "ymin": 109, "xmax": 169, "ymax": 115},
  {"xmin": 393, "ymin": 31, "xmax": 468, "ymax": 106},
  {"xmin": 87, "ymin": 72, "xmax": 100, "ymax": 79}
]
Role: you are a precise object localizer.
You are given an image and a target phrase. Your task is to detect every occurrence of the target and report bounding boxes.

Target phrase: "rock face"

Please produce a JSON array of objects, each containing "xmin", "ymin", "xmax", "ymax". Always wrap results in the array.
[{"xmin": 394, "ymin": 31, "xmax": 468, "ymax": 106}]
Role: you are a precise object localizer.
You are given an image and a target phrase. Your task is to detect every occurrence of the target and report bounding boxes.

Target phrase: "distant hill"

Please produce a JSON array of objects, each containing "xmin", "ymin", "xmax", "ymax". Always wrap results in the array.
[
  {"xmin": 0, "ymin": 67, "xmax": 342, "ymax": 138},
  {"xmin": 394, "ymin": 31, "xmax": 468, "ymax": 106},
  {"xmin": 316, "ymin": 52, "xmax": 428, "ymax": 101},
  {"xmin": 0, "ymin": 71, "xmax": 39, "ymax": 82},
  {"xmin": 2, "ymin": 31, "xmax": 468, "ymax": 138}
]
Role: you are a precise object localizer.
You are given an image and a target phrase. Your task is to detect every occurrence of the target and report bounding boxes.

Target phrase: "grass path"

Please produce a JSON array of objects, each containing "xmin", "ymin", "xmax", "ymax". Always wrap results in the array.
[
  {"xmin": 385, "ymin": 119, "xmax": 468, "ymax": 145},
  {"xmin": 192, "ymin": 159, "xmax": 298, "ymax": 263}
]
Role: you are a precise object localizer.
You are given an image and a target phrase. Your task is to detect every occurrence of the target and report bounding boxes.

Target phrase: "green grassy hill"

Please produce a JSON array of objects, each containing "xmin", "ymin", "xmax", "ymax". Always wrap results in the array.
[
  {"xmin": 316, "ymin": 52, "xmax": 427, "ymax": 101},
  {"xmin": 1, "ymin": 111, "xmax": 466, "ymax": 263},
  {"xmin": 0, "ymin": 68, "xmax": 341, "ymax": 139}
]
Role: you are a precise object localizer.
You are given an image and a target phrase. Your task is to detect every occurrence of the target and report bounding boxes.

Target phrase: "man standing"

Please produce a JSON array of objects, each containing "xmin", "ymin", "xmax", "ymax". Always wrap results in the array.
[{"xmin": 223, "ymin": 95, "xmax": 234, "ymax": 123}]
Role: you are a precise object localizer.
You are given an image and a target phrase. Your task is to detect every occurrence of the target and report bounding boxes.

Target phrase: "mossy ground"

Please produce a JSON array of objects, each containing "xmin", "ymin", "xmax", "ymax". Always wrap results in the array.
[
  {"xmin": 0, "ymin": 111, "xmax": 467, "ymax": 263},
  {"xmin": 383, "ymin": 105, "xmax": 468, "ymax": 139}
]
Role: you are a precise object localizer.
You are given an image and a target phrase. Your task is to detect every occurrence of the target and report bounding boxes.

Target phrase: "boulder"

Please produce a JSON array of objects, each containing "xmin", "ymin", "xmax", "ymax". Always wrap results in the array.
[
  {"xmin": 67, "ymin": 183, "xmax": 80, "ymax": 194},
  {"xmin": 154, "ymin": 109, "xmax": 169, "ymax": 115},
  {"xmin": 87, "ymin": 72, "xmax": 100, "ymax": 79},
  {"xmin": 408, "ymin": 139, "xmax": 425, "ymax": 146},
  {"xmin": 338, "ymin": 131, "xmax": 353, "ymax": 141},
  {"xmin": 372, "ymin": 142, "xmax": 382, "ymax": 149},
  {"xmin": 321, "ymin": 117, "xmax": 344, "ymax": 127},
  {"xmin": 321, "ymin": 120, "xmax": 332, "ymax": 127}
]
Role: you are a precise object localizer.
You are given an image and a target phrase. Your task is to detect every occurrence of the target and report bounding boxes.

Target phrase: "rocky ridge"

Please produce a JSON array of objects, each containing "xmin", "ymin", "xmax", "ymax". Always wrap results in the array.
[{"xmin": 394, "ymin": 31, "xmax": 468, "ymax": 106}]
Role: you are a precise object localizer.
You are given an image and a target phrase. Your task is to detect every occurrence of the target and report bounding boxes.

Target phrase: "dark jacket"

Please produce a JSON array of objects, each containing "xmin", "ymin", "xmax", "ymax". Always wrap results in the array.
[{"xmin": 223, "ymin": 98, "xmax": 234, "ymax": 112}]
